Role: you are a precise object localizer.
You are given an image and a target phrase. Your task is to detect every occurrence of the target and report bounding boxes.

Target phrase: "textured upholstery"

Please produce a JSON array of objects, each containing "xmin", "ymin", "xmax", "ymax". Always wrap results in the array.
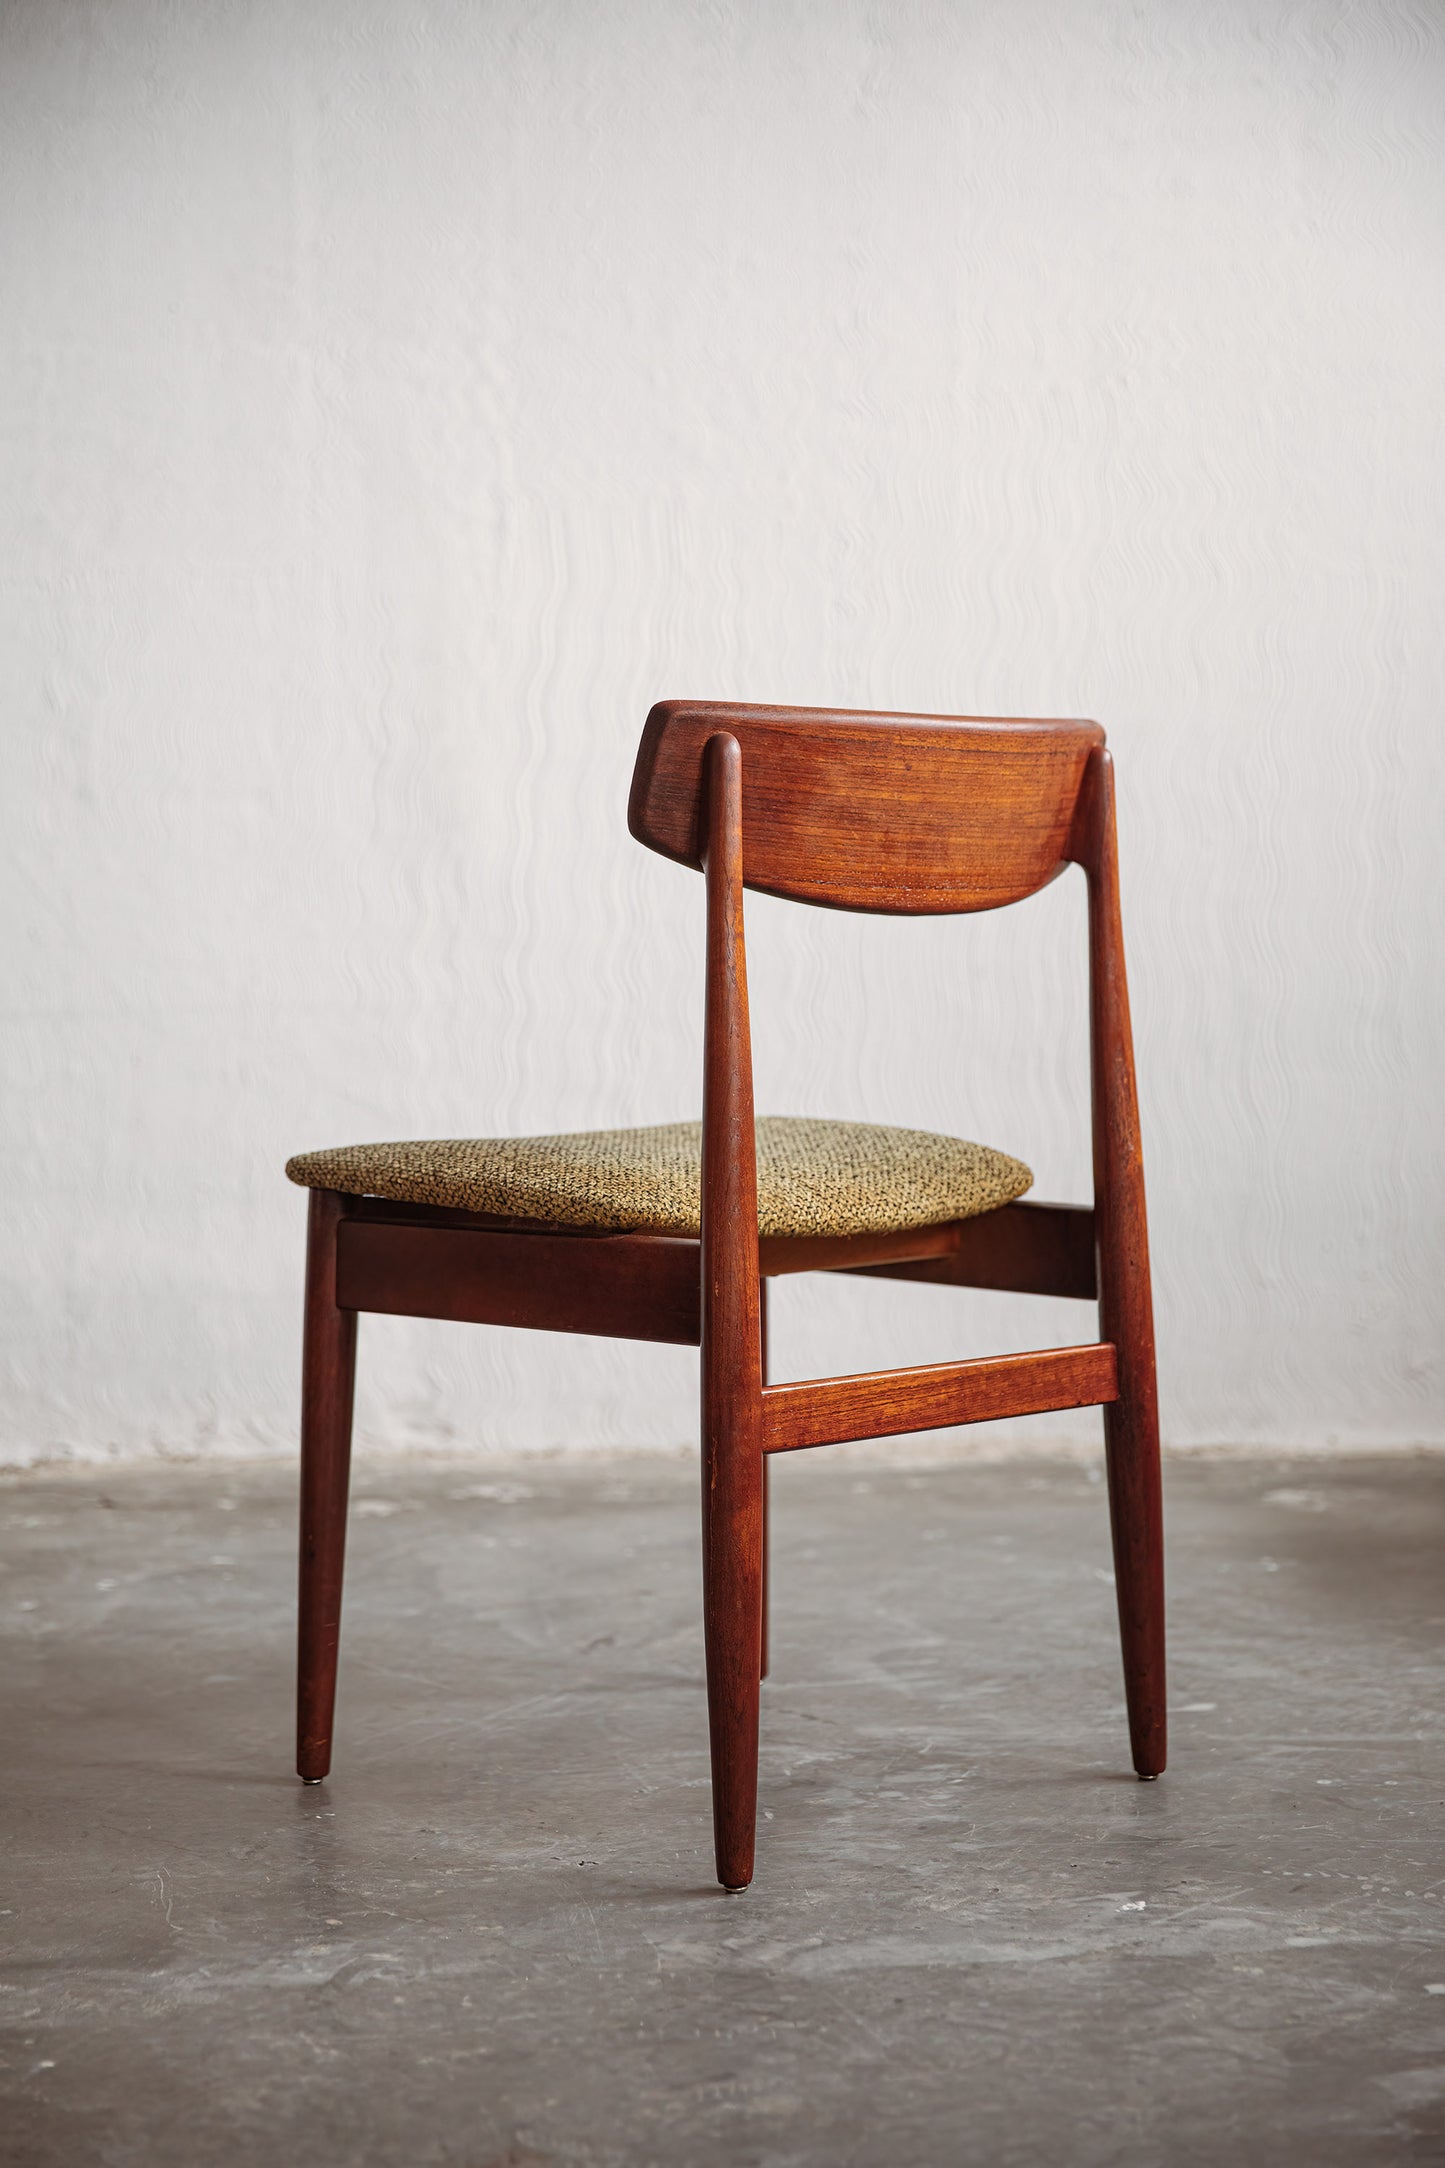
[{"xmin": 285, "ymin": 1116, "xmax": 1032, "ymax": 1239}]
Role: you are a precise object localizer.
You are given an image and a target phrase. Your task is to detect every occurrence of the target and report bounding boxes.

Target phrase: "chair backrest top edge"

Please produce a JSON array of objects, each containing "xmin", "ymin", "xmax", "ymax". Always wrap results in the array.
[{"xmin": 635, "ymin": 695, "xmax": 1102, "ymax": 743}]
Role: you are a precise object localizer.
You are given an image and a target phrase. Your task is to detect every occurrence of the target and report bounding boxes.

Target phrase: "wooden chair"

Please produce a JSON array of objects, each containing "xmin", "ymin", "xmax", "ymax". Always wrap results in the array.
[{"xmin": 285, "ymin": 699, "xmax": 1164, "ymax": 1891}]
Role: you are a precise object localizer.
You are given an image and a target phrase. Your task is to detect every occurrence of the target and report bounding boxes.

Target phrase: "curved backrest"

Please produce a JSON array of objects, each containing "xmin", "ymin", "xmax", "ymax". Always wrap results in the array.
[{"xmin": 628, "ymin": 700, "xmax": 1103, "ymax": 914}]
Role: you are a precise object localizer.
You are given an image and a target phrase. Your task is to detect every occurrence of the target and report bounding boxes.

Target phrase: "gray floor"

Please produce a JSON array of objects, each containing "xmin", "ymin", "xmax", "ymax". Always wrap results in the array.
[{"xmin": 2, "ymin": 1450, "xmax": 1443, "ymax": 2167}]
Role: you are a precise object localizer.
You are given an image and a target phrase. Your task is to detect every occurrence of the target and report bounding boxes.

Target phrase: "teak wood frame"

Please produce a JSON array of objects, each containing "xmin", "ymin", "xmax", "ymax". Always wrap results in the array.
[{"xmin": 295, "ymin": 700, "xmax": 1164, "ymax": 1892}]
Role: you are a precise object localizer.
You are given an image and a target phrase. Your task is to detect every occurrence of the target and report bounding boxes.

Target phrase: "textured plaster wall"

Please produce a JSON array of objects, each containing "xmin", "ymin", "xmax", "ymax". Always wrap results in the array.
[{"xmin": 3, "ymin": 0, "xmax": 1443, "ymax": 1465}]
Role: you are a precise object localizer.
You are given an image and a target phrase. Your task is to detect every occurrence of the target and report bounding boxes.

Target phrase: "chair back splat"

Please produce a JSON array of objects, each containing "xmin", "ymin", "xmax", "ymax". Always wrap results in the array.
[
  {"xmin": 629, "ymin": 699, "xmax": 1104, "ymax": 914},
  {"xmin": 285, "ymin": 695, "xmax": 1164, "ymax": 1893}
]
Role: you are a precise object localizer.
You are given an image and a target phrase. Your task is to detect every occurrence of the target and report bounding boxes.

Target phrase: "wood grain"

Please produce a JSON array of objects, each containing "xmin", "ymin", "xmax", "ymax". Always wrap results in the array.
[
  {"xmin": 762, "ymin": 1341, "xmax": 1118, "ymax": 1454},
  {"xmin": 758, "ymin": 1219, "xmax": 963, "ymax": 1278},
  {"xmin": 297, "ymin": 1188, "xmax": 358, "ymax": 1784},
  {"xmin": 699, "ymin": 732, "xmax": 765, "ymax": 1890},
  {"xmin": 630, "ymin": 699, "xmax": 1103, "ymax": 915},
  {"xmin": 759, "ymin": 1277, "xmax": 770, "ymax": 1684},
  {"xmin": 336, "ymin": 1219, "xmax": 701, "ymax": 1345},
  {"xmin": 1074, "ymin": 746, "xmax": 1167, "ymax": 1778},
  {"xmin": 338, "ymin": 1200, "xmax": 1092, "ymax": 1308},
  {"xmin": 840, "ymin": 1199, "xmax": 1097, "ymax": 1301}
]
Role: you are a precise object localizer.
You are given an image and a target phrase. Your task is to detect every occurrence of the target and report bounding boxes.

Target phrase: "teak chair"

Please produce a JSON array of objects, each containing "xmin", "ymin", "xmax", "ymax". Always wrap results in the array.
[{"xmin": 285, "ymin": 700, "xmax": 1164, "ymax": 1890}]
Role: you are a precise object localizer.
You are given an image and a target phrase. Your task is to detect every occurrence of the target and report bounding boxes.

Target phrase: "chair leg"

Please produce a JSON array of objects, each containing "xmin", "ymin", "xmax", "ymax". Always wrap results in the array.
[
  {"xmin": 1103, "ymin": 1355, "xmax": 1166, "ymax": 1779},
  {"xmin": 297, "ymin": 1189, "xmax": 358, "ymax": 1784},
  {"xmin": 759, "ymin": 1460, "xmax": 770, "ymax": 1683},
  {"xmin": 759, "ymin": 1280, "xmax": 770, "ymax": 1682},
  {"xmin": 1080, "ymin": 744, "xmax": 1166, "ymax": 1780},
  {"xmin": 701, "ymin": 1428, "xmax": 765, "ymax": 1890}
]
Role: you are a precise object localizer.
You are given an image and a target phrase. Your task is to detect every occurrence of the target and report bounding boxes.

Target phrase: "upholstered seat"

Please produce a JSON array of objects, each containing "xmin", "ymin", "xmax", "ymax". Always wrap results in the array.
[{"xmin": 285, "ymin": 1116, "xmax": 1032, "ymax": 1240}]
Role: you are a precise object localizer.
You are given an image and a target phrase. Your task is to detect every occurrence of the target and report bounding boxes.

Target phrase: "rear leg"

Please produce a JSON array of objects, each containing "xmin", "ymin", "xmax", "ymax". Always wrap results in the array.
[{"xmin": 297, "ymin": 1188, "xmax": 357, "ymax": 1783}]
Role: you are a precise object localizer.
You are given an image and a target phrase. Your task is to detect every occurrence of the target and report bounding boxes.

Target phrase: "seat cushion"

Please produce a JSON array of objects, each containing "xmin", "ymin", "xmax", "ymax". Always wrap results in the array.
[{"xmin": 285, "ymin": 1117, "xmax": 1032, "ymax": 1240}]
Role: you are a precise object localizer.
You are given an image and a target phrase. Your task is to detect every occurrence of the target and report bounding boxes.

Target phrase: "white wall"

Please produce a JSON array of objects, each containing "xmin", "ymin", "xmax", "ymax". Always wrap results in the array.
[{"xmin": 3, "ymin": 0, "xmax": 1442, "ymax": 1466}]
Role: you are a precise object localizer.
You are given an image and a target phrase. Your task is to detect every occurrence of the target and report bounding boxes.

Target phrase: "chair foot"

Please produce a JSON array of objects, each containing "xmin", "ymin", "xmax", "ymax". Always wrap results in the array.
[
  {"xmin": 707, "ymin": 1683, "xmax": 761, "ymax": 1892},
  {"xmin": 1103, "ymin": 1390, "xmax": 1167, "ymax": 1781},
  {"xmin": 701, "ymin": 1449, "xmax": 764, "ymax": 1892}
]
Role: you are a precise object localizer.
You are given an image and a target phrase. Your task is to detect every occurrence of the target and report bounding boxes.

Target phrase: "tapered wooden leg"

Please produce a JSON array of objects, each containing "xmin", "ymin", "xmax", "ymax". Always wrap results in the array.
[
  {"xmin": 702, "ymin": 1420, "xmax": 765, "ymax": 1890},
  {"xmin": 1103, "ymin": 1360, "xmax": 1166, "ymax": 1778},
  {"xmin": 297, "ymin": 1188, "xmax": 358, "ymax": 1783},
  {"xmin": 1079, "ymin": 746, "xmax": 1166, "ymax": 1780},
  {"xmin": 698, "ymin": 728, "xmax": 765, "ymax": 1889}
]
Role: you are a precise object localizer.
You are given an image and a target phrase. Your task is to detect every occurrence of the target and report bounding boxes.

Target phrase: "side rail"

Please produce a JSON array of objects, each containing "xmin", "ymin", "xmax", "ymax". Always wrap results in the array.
[{"xmin": 762, "ymin": 1343, "xmax": 1119, "ymax": 1454}]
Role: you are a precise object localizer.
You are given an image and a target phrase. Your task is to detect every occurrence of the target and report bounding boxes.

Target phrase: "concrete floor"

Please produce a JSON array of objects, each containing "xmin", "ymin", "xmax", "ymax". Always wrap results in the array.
[{"xmin": 1, "ymin": 1450, "xmax": 1443, "ymax": 2167}]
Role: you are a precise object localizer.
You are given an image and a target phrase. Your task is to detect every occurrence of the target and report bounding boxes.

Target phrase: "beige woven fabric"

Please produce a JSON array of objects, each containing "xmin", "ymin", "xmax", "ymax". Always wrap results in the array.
[{"xmin": 285, "ymin": 1117, "xmax": 1032, "ymax": 1239}]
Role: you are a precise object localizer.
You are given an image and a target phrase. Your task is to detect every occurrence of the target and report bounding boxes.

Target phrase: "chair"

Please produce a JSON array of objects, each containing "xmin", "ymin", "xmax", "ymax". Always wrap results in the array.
[{"xmin": 285, "ymin": 699, "xmax": 1164, "ymax": 1890}]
